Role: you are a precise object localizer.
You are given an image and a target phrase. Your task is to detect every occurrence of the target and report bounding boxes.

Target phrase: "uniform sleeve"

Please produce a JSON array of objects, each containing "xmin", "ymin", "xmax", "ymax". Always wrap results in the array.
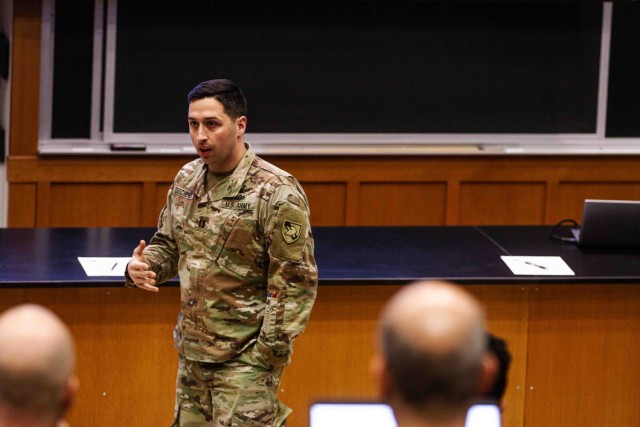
[
  {"xmin": 124, "ymin": 185, "xmax": 180, "ymax": 287},
  {"xmin": 252, "ymin": 181, "xmax": 318, "ymax": 367}
]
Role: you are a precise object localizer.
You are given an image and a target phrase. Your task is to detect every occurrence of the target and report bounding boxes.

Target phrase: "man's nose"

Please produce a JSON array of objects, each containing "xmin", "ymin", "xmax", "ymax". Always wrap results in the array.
[{"xmin": 196, "ymin": 125, "xmax": 207, "ymax": 140}]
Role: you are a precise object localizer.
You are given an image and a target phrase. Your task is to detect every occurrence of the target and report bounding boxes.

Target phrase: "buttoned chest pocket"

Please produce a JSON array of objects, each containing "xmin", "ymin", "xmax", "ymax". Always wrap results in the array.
[{"xmin": 216, "ymin": 218, "xmax": 263, "ymax": 277}]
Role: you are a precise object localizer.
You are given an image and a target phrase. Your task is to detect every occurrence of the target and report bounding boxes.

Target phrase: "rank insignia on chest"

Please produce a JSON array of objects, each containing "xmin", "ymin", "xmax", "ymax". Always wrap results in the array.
[{"xmin": 282, "ymin": 220, "xmax": 302, "ymax": 244}]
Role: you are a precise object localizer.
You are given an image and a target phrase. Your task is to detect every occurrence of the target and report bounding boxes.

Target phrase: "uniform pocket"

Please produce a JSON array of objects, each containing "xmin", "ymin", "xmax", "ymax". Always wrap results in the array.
[{"xmin": 216, "ymin": 219, "xmax": 262, "ymax": 277}]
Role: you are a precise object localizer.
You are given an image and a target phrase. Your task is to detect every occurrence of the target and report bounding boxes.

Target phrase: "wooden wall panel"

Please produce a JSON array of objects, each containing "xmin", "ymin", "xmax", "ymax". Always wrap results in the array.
[
  {"xmin": 7, "ymin": 183, "xmax": 37, "ymax": 227},
  {"xmin": 3, "ymin": 280, "xmax": 640, "ymax": 427},
  {"xmin": 302, "ymin": 182, "xmax": 348, "ymax": 226},
  {"xmin": 8, "ymin": 157, "xmax": 640, "ymax": 227},
  {"xmin": 358, "ymin": 182, "xmax": 447, "ymax": 225},
  {"xmin": 47, "ymin": 184, "xmax": 144, "ymax": 227},
  {"xmin": 525, "ymin": 284, "xmax": 640, "ymax": 427},
  {"xmin": 10, "ymin": 0, "xmax": 41, "ymax": 156},
  {"xmin": 459, "ymin": 182, "xmax": 546, "ymax": 225}
]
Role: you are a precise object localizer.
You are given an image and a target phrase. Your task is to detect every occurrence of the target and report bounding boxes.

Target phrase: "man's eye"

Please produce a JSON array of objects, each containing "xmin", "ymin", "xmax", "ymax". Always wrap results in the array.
[
  {"xmin": 207, "ymin": 121, "xmax": 217, "ymax": 128},
  {"xmin": 188, "ymin": 121, "xmax": 197, "ymax": 128}
]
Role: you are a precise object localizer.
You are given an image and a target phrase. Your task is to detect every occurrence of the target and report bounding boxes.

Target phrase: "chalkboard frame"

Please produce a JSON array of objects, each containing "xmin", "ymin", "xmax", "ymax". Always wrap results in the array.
[{"xmin": 38, "ymin": 0, "xmax": 640, "ymax": 156}]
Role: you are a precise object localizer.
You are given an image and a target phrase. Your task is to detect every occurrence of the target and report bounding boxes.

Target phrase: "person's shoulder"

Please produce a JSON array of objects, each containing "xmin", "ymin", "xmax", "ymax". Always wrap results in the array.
[
  {"xmin": 250, "ymin": 157, "xmax": 309, "ymax": 209},
  {"xmin": 251, "ymin": 155, "xmax": 297, "ymax": 185},
  {"xmin": 174, "ymin": 158, "xmax": 205, "ymax": 183}
]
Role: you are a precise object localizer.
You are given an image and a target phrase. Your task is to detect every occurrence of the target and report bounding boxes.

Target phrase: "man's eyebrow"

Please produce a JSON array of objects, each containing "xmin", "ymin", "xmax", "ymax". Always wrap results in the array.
[{"xmin": 187, "ymin": 115, "xmax": 221, "ymax": 121}]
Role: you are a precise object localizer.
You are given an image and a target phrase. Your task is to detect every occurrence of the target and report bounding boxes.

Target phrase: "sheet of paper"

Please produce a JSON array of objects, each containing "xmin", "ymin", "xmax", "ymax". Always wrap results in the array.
[
  {"xmin": 500, "ymin": 256, "xmax": 575, "ymax": 276},
  {"xmin": 78, "ymin": 257, "xmax": 131, "ymax": 276}
]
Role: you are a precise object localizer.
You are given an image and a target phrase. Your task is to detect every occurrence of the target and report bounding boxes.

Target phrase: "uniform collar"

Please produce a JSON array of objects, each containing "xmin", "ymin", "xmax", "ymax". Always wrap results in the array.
[{"xmin": 202, "ymin": 143, "xmax": 255, "ymax": 201}]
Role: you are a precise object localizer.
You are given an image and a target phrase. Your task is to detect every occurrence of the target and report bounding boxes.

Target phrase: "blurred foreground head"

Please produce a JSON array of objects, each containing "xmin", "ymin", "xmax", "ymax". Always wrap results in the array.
[
  {"xmin": 372, "ymin": 281, "xmax": 497, "ymax": 427},
  {"xmin": 0, "ymin": 304, "xmax": 78, "ymax": 427}
]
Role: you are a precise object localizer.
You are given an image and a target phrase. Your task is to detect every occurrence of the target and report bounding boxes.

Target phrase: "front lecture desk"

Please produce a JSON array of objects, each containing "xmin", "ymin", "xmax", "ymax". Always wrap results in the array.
[{"xmin": 1, "ymin": 226, "xmax": 640, "ymax": 426}]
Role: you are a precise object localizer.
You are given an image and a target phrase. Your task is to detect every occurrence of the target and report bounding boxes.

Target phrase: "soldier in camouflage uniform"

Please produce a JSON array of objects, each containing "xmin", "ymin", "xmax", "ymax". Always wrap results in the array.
[{"xmin": 126, "ymin": 79, "xmax": 318, "ymax": 426}]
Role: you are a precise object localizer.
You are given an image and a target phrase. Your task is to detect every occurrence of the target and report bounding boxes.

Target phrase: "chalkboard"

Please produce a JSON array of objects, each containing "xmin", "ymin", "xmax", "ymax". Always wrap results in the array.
[
  {"xmin": 112, "ymin": 0, "xmax": 602, "ymax": 135},
  {"xmin": 41, "ymin": 0, "xmax": 640, "ymax": 155},
  {"xmin": 50, "ymin": 0, "xmax": 94, "ymax": 139},
  {"xmin": 606, "ymin": 2, "xmax": 640, "ymax": 137}
]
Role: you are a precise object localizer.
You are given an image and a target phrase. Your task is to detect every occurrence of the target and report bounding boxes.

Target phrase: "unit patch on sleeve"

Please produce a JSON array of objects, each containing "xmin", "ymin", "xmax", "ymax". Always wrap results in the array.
[
  {"xmin": 282, "ymin": 220, "xmax": 302, "ymax": 243},
  {"xmin": 270, "ymin": 203, "xmax": 308, "ymax": 262}
]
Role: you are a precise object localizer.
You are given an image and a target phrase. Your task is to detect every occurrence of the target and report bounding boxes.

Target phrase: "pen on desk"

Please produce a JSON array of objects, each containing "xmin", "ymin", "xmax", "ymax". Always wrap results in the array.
[
  {"xmin": 524, "ymin": 260, "xmax": 547, "ymax": 270},
  {"xmin": 111, "ymin": 262, "xmax": 118, "ymax": 271}
]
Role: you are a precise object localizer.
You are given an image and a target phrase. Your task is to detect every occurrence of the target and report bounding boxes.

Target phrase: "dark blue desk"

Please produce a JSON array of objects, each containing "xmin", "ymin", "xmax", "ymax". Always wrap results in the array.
[{"xmin": 2, "ymin": 226, "xmax": 640, "ymax": 287}]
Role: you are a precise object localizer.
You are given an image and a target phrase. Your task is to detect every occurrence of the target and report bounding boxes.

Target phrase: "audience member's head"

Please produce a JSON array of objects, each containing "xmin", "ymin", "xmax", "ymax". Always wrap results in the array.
[
  {"xmin": 371, "ymin": 281, "xmax": 497, "ymax": 427},
  {"xmin": 483, "ymin": 332, "xmax": 511, "ymax": 408},
  {"xmin": 0, "ymin": 304, "xmax": 78, "ymax": 427}
]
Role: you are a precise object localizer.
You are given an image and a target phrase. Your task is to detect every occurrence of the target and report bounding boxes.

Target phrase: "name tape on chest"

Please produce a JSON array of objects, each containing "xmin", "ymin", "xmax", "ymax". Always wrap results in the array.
[
  {"xmin": 222, "ymin": 201, "xmax": 254, "ymax": 210},
  {"xmin": 174, "ymin": 186, "xmax": 195, "ymax": 200}
]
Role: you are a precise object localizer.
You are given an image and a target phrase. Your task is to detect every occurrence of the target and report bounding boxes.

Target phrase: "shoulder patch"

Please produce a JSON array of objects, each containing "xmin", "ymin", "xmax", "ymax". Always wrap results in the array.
[
  {"xmin": 282, "ymin": 219, "xmax": 302, "ymax": 243},
  {"xmin": 270, "ymin": 203, "xmax": 308, "ymax": 262}
]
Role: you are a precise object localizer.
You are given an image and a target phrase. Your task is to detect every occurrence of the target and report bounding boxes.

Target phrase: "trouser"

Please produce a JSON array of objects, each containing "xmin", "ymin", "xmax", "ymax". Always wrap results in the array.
[{"xmin": 171, "ymin": 351, "xmax": 291, "ymax": 427}]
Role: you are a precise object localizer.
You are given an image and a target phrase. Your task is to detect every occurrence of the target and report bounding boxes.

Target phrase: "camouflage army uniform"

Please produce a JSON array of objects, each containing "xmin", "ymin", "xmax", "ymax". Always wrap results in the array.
[{"xmin": 126, "ymin": 145, "xmax": 318, "ymax": 426}]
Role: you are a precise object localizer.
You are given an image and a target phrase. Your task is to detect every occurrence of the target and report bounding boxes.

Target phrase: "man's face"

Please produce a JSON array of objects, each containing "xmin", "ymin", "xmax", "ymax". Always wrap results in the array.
[{"xmin": 188, "ymin": 97, "xmax": 247, "ymax": 173}]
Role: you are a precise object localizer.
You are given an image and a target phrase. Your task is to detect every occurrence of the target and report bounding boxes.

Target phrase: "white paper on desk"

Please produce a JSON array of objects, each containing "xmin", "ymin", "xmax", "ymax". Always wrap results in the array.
[
  {"xmin": 78, "ymin": 257, "xmax": 131, "ymax": 276},
  {"xmin": 500, "ymin": 256, "xmax": 575, "ymax": 276}
]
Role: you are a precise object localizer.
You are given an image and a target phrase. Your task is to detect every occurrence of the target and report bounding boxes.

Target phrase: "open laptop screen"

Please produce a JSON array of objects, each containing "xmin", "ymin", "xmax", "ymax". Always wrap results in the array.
[
  {"xmin": 572, "ymin": 199, "xmax": 640, "ymax": 247},
  {"xmin": 310, "ymin": 403, "xmax": 396, "ymax": 427},
  {"xmin": 309, "ymin": 402, "xmax": 501, "ymax": 427}
]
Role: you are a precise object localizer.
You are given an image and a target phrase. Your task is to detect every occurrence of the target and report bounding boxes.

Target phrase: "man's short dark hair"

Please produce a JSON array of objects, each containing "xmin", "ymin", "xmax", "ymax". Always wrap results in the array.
[{"xmin": 187, "ymin": 79, "xmax": 247, "ymax": 119}]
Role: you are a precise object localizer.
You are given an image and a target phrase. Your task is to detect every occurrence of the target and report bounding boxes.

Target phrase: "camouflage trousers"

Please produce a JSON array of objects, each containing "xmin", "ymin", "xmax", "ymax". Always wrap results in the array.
[{"xmin": 171, "ymin": 351, "xmax": 291, "ymax": 427}]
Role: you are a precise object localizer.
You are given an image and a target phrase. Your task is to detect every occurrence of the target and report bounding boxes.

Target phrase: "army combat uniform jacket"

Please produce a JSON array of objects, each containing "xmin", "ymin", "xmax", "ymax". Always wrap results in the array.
[{"xmin": 126, "ymin": 145, "xmax": 318, "ymax": 367}]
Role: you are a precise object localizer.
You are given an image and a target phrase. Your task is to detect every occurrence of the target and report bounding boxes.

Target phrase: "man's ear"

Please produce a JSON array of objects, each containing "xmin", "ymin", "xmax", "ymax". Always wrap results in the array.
[
  {"xmin": 236, "ymin": 116, "xmax": 247, "ymax": 136},
  {"xmin": 370, "ymin": 354, "xmax": 391, "ymax": 400},
  {"xmin": 476, "ymin": 352, "xmax": 498, "ymax": 397}
]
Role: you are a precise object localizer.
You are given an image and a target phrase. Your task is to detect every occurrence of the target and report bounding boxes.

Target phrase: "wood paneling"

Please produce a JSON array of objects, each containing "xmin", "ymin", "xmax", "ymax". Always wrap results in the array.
[
  {"xmin": 359, "ymin": 182, "xmax": 447, "ymax": 225},
  {"xmin": 459, "ymin": 182, "xmax": 546, "ymax": 225},
  {"xmin": 10, "ymin": 0, "xmax": 41, "ymax": 156},
  {"xmin": 526, "ymin": 284, "xmax": 640, "ymax": 426},
  {"xmin": 7, "ymin": 183, "xmax": 36, "ymax": 227},
  {"xmin": 303, "ymin": 182, "xmax": 347, "ymax": 227},
  {"xmin": 48, "ymin": 183, "xmax": 144, "ymax": 227},
  {"xmin": 8, "ymin": 156, "xmax": 640, "ymax": 227},
  {"xmin": 8, "ymin": 282, "xmax": 637, "ymax": 427}
]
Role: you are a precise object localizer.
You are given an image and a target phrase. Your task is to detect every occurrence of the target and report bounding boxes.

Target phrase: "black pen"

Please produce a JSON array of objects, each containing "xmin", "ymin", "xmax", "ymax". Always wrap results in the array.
[
  {"xmin": 524, "ymin": 260, "xmax": 547, "ymax": 270},
  {"xmin": 111, "ymin": 262, "xmax": 118, "ymax": 271}
]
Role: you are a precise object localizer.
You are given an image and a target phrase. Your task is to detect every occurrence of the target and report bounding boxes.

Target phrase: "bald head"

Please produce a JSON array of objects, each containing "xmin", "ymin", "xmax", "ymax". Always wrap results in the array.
[
  {"xmin": 376, "ymin": 281, "xmax": 488, "ymax": 422},
  {"xmin": 0, "ymin": 304, "xmax": 77, "ymax": 421}
]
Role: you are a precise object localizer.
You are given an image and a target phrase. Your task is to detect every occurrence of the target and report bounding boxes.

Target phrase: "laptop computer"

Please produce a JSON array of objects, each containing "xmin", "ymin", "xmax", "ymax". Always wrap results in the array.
[
  {"xmin": 571, "ymin": 199, "xmax": 640, "ymax": 247},
  {"xmin": 309, "ymin": 402, "xmax": 501, "ymax": 427}
]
